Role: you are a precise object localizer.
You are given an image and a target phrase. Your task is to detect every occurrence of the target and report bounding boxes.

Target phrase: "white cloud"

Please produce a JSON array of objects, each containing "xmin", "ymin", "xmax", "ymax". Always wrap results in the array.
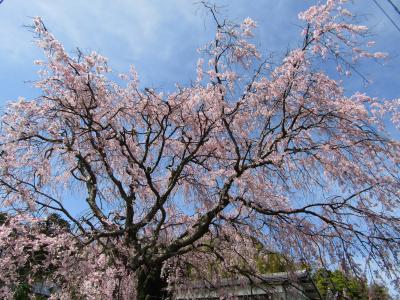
[{"xmin": 0, "ymin": 0, "xmax": 398, "ymax": 94}]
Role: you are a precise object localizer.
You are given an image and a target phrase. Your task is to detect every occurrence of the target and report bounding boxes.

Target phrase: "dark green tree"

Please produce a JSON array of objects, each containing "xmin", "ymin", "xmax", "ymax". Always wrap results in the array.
[{"xmin": 313, "ymin": 269, "xmax": 390, "ymax": 300}]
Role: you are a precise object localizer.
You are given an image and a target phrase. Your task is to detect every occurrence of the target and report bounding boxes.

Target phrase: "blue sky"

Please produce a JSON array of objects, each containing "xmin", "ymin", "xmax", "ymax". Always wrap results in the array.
[
  {"xmin": 0, "ymin": 1, "xmax": 399, "ymax": 216},
  {"xmin": 0, "ymin": 1, "xmax": 399, "ymax": 291},
  {"xmin": 0, "ymin": 0, "xmax": 399, "ymax": 105}
]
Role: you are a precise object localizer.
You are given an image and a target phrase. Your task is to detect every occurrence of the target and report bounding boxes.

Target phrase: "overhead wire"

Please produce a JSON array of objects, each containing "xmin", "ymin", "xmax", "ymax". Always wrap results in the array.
[
  {"xmin": 386, "ymin": 0, "xmax": 400, "ymax": 16},
  {"xmin": 373, "ymin": 0, "xmax": 400, "ymax": 33}
]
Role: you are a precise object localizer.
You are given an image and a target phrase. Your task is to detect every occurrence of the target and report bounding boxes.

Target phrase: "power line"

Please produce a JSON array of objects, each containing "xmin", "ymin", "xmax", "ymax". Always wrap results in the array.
[
  {"xmin": 373, "ymin": 0, "xmax": 400, "ymax": 33},
  {"xmin": 386, "ymin": 0, "xmax": 400, "ymax": 16}
]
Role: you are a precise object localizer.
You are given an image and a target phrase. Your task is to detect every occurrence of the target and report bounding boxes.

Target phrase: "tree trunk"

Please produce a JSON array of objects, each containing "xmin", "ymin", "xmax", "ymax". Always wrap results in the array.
[{"xmin": 136, "ymin": 263, "xmax": 168, "ymax": 300}]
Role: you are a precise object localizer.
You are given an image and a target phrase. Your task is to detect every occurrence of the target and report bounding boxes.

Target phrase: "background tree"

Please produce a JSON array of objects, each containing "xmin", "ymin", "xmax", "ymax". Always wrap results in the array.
[
  {"xmin": 313, "ymin": 269, "xmax": 390, "ymax": 300},
  {"xmin": 0, "ymin": 0, "xmax": 399, "ymax": 299},
  {"xmin": 368, "ymin": 283, "xmax": 391, "ymax": 300}
]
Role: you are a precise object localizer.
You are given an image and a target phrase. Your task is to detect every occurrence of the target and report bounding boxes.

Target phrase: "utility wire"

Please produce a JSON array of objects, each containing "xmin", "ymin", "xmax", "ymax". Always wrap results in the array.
[
  {"xmin": 386, "ymin": 0, "xmax": 400, "ymax": 15},
  {"xmin": 373, "ymin": 0, "xmax": 400, "ymax": 33}
]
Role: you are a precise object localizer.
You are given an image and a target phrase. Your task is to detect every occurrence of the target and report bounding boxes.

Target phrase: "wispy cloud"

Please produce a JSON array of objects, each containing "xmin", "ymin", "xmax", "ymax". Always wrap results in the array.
[{"xmin": 0, "ymin": 0, "xmax": 399, "ymax": 97}]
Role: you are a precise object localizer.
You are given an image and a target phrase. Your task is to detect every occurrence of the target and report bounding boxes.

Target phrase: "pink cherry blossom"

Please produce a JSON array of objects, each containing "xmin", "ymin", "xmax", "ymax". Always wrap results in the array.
[{"xmin": 0, "ymin": 1, "xmax": 399, "ymax": 299}]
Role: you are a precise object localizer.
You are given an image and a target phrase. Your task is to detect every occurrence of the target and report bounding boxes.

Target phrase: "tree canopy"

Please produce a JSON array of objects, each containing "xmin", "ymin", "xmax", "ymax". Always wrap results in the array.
[{"xmin": 0, "ymin": 1, "xmax": 399, "ymax": 299}]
